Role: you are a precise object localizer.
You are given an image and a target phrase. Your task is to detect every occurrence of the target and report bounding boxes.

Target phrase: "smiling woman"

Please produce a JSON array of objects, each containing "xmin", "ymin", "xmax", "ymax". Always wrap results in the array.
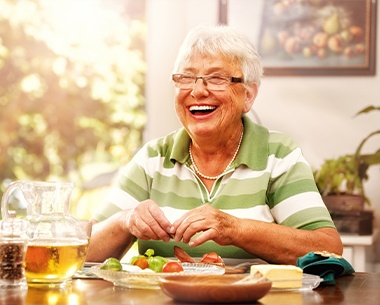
[{"xmin": 87, "ymin": 24, "xmax": 342, "ymax": 267}]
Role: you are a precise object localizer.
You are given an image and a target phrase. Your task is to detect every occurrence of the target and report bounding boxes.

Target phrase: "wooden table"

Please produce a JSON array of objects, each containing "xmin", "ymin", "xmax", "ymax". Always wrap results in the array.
[{"xmin": 1, "ymin": 272, "xmax": 379, "ymax": 305}]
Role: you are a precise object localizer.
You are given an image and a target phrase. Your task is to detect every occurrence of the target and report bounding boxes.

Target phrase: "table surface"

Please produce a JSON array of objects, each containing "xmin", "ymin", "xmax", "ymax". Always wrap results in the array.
[{"xmin": 1, "ymin": 272, "xmax": 380, "ymax": 305}]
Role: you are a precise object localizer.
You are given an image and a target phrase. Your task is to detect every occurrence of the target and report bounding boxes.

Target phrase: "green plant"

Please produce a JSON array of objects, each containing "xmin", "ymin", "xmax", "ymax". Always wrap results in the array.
[{"xmin": 314, "ymin": 105, "xmax": 380, "ymax": 204}]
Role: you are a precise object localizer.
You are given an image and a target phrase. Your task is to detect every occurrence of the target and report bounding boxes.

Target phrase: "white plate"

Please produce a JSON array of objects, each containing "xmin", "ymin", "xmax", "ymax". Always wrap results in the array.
[
  {"xmin": 270, "ymin": 274, "xmax": 323, "ymax": 291},
  {"xmin": 90, "ymin": 263, "xmax": 225, "ymax": 289}
]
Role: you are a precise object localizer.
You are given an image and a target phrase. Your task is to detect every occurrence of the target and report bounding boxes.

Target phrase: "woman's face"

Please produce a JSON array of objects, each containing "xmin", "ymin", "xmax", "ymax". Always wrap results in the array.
[{"xmin": 174, "ymin": 52, "xmax": 257, "ymax": 139}]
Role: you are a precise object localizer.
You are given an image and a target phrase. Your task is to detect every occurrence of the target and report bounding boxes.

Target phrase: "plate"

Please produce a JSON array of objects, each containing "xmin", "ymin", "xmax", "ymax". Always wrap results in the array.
[
  {"xmin": 90, "ymin": 263, "xmax": 225, "ymax": 289},
  {"xmin": 271, "ymin": 274, "xmax": 323, "ymax": 291},
  {"xmin": 159, "ymin": 274, "xmax": 272, "ymax": 303}
]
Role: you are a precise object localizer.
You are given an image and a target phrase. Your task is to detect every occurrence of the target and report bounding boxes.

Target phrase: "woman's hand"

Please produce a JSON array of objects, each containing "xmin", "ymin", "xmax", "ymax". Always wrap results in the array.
[
  {"xmin": 126, "ymin": 199, "xmax": 173, "ymax": 242},
  {"xmin": 170, "ymin": 204, "xmax": 239, "ymax": 247}
]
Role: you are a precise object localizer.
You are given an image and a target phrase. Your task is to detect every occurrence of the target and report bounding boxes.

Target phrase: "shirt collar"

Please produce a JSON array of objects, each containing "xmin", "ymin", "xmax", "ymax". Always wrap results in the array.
[
  {"xmin": 238, "ymin": 116, "xmax": 269, "ymax": 170},
  {"xmin": 170, "ymin": 115, "xmax": 269, "ymax": 170}
]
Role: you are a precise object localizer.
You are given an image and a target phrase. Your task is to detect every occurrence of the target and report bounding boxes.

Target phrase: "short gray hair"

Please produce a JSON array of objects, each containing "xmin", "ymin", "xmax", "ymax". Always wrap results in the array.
[{"xmin": 173, "ymin": 24, "xmax": 263, "ymax": 86}]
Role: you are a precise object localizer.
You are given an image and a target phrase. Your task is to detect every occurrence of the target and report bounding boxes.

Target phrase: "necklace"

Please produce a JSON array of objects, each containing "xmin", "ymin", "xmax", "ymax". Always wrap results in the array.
[{"xmin": 189, "ymin": 125, "xmax": 244, "ymax": 180}]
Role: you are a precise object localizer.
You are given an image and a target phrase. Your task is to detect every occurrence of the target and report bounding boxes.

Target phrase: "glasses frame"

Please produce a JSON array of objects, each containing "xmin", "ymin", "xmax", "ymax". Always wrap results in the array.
[{"xmin": 172, "ymin": 74, "xmax": 243, "ymax": 91}]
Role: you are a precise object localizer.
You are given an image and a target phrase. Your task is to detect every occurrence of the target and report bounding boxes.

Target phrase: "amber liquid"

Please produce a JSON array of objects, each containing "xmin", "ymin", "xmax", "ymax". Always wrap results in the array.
[{"xmin": 25, "ymin": 241, "xmax": 89, "ymax": 284}]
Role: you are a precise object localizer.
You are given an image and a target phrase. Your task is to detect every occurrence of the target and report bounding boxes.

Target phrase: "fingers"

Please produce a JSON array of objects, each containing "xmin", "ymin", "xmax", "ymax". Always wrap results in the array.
[
  {"xmin": 174, "ymin": 214, "xmax": 207, "ymax": 243},
  {"xmin": 188, "ymin": 228, "xmax": 218, "ymax": 247},
  {"xmin": 172, "ymin": 205, "xmax": 235, "ymax": 246},
  {"xmin": 142, "ymin": 205, "xmax": 172, "ymax": 241},
  {"xmin": 172, "ymin": 205, "xmax": 218, "ymax": 244},
  {"xmin": 127, "ymin": 201, "xmax": 233, "ymax": 246},
  {"xmin": 171, "ymin": 205, "xmax": 209, "ymax": 235},
  {"xmin": 127, "ymin": 200, "xmax": 173, "ymax": 242}
]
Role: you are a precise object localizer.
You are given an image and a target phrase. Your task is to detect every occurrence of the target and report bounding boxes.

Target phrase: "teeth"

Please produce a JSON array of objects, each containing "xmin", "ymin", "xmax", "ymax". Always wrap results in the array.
[{"xmin": 189, "ymin": 105, "xmax": 216, "ymax": 111}]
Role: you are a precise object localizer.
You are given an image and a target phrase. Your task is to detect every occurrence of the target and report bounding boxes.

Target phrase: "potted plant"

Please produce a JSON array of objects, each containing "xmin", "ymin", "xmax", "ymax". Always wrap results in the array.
[
  {"xmin": 314, "ymin": 154, "xmax": 367, "ymax": 212},
  {"xmin": 314, "ymin": 105, "xmax": 380, "ymax": 205},
  {"xmin": 313, "ymin": 105, "xmax": 380, "ymax": 234}
]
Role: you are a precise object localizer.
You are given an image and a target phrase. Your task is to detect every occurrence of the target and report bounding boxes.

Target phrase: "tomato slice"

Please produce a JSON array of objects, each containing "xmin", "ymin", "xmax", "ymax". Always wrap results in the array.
[
  {"xmin": 200, "ymin": 252, "xmax": 224, "ymax": 264},
  {"xmin": 162, "ymin": 261, "xmax": 184, "ymax": 273}
]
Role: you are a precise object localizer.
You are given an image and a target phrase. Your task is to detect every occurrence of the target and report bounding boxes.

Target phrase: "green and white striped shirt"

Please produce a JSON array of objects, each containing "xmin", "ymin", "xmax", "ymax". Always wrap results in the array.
[{"xmin": 92, "ymin": 116, "xmax": 334, "ymax": 259}]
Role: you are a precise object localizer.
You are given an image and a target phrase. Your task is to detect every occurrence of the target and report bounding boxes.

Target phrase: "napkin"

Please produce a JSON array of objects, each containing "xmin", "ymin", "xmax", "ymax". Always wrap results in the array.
[{"xmin": 296, "ymin": 251, "xmax": 355, "ymax": 285}]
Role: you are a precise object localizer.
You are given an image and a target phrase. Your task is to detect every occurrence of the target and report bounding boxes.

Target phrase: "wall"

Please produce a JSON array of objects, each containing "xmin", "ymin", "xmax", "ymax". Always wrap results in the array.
[
  {"xmin": 145, "ymin": 0, "xmax": 380, "ymax": 267},
  {"xmin": 145, "ymin": 0, "xmax": 220, "ymax": 141}
]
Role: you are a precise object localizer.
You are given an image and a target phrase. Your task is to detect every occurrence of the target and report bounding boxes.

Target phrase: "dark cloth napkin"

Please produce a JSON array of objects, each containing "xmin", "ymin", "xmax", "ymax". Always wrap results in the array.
[{"xmin": 296, "ymin": 251, "xmax": 355, "ymax": 285}]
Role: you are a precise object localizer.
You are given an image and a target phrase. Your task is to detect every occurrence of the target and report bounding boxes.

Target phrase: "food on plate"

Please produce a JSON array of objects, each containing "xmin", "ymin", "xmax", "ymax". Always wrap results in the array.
[
  {"xmin": 100, "ymin": 249, "xmax": 186, "ymax": 274},
  {"xmin": 162, "ymin": 261, "xmax": 184, "ymax": 273},
  {"xmin": 100, "ymin": 247, "xmax": 226, "ymax": 275},
  {"xmin": 100, "ymin": 257, "xmax": 123, "ymax": 271},
  {"xmin": 148, "ymin": 255, "xmax": 169, "ymax": 272},
  {"xmin": 250, "ymin": 264, "xmax": 303, "ymax": 288},
  {"xmin": 173, "ymin": 246, "xmax": 225, "ymax": 267},
  {"xmin": 200, "ymin": 251, "xmax": 225, "ymax": 266},
  {"xmin": 173, "ymin": 246, "xmax": 196, "ymax": 263},
  {"xmin": 130, "ymin": 249, "xmax": 169, "ymax": 273},
  {"xmin": 132, "ymin": 257, "xmax": 149, "ymax": 269}
]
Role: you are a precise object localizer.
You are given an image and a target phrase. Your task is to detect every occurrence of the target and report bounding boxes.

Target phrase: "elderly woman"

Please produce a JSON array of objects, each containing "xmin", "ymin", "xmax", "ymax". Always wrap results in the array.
[{"xmin": 87, "ymin": 25, "xmax": 342, "ymax": 265}]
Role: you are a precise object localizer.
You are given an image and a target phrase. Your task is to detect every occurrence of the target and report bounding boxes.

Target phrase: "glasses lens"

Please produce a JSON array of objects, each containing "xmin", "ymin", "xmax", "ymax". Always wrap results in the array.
[
  {"xmin": 173, "ymin": 75, "xmax": 194, "ymax": 89},
  {"xmin": 205, "ymin": 76, "xmax": 229, "ymax": 91},
  {"xmin": 172, "ymin": 74, "xmax": 238, "ymax": 91}
]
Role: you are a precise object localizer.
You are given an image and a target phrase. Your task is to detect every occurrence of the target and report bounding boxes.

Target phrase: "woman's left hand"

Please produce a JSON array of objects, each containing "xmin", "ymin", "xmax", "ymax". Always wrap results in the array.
[{"xmin": 170, "ymin": 204, "xmax": 239, "ymax": 247}]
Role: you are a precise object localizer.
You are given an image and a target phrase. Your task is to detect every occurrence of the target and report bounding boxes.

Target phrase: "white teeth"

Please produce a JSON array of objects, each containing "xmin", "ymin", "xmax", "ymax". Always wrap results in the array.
[{"xmin": 189, "ymin": 105, "xmax": 216, "ymax": 111}]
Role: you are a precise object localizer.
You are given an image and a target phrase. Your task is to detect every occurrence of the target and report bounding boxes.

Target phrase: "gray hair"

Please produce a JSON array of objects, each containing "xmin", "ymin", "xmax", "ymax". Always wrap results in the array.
[{"xmin": 172, "ymin": 24, "xmax": 263, "ymax": 86}]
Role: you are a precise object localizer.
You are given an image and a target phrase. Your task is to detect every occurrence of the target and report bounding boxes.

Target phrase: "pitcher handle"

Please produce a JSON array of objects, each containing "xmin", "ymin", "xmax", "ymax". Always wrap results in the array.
[{"xmin": 1, "ymin": 180, "xmax": 23, "ymax": 219}]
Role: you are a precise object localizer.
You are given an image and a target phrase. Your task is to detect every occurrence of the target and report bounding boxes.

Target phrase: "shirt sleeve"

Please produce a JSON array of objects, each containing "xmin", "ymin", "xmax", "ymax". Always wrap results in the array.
[{"xmin": 266, "ymin": 142, "xmax": 335, "ymax": 230}]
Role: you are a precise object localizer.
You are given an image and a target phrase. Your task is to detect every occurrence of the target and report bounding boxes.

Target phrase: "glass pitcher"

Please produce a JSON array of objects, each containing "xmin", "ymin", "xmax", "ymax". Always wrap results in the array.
[{"xmin": 1, "ymin": 181, "xmax": 91, "ymax": 287}]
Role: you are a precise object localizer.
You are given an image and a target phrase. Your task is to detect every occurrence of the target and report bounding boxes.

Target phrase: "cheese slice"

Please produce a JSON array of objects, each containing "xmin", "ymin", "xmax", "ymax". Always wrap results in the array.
[{"xmin": 250, "ymin": 264, "xmax": 303, "ymax": 288}]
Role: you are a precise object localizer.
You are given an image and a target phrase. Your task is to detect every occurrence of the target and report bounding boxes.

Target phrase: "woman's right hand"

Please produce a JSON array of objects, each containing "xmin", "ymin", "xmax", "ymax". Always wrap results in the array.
[{"xmin": 124, "ymin": 199, "xmax": 173, "ymax": 242}]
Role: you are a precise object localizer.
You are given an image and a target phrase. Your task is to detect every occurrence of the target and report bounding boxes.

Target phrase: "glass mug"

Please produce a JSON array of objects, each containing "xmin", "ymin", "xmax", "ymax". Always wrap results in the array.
[
  {"xmin": 0, "ymin": 217, "xmax": 29, "ymax": 290},
  {"xmin": 1, "ymin": 181, "xmax": 92, "ymax": 288}
]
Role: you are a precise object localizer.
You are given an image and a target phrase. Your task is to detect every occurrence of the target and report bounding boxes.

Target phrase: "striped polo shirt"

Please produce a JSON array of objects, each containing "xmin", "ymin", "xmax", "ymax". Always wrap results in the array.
[{"xmin": 92, "ymin": 116, "xmax": 334, "ymax": 259}]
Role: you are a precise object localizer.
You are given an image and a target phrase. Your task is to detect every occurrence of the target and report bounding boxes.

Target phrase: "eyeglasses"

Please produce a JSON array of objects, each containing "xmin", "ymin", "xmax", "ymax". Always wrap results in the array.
[{"xmin": 172, "ymin": 74, "xmax": 243, "ymax": 91}]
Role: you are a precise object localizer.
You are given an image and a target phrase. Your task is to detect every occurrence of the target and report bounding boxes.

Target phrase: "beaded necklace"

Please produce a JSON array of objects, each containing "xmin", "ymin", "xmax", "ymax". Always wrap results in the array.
[{"xmin": 189, "ymin": 126, "xmax": 244, "ymax": 180}]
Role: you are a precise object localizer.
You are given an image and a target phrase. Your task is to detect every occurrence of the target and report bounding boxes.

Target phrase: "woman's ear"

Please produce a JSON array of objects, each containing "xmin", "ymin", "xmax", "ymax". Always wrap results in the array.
[{"xmin": 243, "ymin": 83, "xmax": 258, "ymax": 113}]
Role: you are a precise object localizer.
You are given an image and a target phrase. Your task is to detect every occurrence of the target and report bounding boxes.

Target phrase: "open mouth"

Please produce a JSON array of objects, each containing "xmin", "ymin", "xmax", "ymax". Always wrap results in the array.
[{"xmin": 189, "ymin": 105, "xmax": 217, "ymax": 115}]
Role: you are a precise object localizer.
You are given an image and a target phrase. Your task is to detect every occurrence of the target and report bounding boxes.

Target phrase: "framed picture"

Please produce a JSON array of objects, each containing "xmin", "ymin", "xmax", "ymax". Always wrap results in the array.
[{"xmin": 220, "ymin": 0, "xmax": 377, "ymax": 76}]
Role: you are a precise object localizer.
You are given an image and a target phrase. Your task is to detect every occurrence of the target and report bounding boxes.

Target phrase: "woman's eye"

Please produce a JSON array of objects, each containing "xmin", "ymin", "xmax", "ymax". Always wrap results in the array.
[{"xmin": 209, "ymin": 76, "xmax": 226, "ymax": 83}]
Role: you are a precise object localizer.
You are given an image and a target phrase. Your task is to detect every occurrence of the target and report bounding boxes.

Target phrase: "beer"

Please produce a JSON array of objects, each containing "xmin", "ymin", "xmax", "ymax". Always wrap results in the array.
[{"xmin": 25, "ymin": 240, "xmax": 89, "ymax": 284}]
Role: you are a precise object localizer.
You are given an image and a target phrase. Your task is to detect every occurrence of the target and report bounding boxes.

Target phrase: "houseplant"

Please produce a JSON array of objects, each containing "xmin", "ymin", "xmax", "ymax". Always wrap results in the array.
[
  {"xmin": 314, "ymin": 105, "xmax": 380, "ymax": 203},
  {"xmin": 313, "ymin": 105, "xmax": 380, "ymax": 234}
]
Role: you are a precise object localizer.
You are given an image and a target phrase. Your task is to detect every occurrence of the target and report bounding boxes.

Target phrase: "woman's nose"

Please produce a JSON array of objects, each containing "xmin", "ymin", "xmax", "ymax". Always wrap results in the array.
[{"xmin": 190, "ymin": 78, "xmax": 209, "ymax": 98}]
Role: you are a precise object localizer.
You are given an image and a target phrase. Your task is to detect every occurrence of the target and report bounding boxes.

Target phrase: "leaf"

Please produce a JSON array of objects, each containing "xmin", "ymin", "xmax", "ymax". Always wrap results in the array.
[{"xmin": 354, "ymin": 105, "xmax": 380, "ymax": 117}]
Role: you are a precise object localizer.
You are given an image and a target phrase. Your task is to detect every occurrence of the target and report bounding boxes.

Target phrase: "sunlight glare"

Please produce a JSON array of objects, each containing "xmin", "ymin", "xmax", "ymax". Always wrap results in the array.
[{"xmin": 39, "ymin": 0, "xmax": 129, "ymax": 59}]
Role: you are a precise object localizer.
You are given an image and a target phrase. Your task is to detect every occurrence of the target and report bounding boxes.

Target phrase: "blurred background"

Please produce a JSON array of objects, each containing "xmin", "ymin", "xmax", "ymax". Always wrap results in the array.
[{"xmin": 0, "ymin": 0, "xmax": 146, "ymax": 218}]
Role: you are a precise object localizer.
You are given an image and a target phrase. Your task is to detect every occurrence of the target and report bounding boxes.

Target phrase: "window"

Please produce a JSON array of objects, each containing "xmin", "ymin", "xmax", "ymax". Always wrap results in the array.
[{"xmin": 0, "ymin": 0, "xmax": 146, "ymax": 218}]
